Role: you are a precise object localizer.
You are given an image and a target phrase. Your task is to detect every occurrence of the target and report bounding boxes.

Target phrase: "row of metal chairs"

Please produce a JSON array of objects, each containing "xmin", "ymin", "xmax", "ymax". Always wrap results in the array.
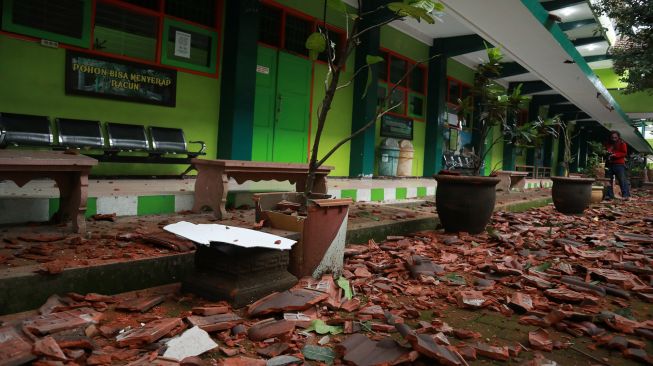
[{"xmin": 0, "ymin": 112, "xmax": 205, "ymax": 164}]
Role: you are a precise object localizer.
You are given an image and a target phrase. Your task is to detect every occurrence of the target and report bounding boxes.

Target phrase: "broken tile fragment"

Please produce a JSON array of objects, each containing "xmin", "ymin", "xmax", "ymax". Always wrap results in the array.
[
  {"xmin": 23, "ymin": 308, "xmax": 102, "ymax": 336},
  {"xmin": 455, "ymin": 290, "xmax": 488, "ymax": 309},
  {"xmin": 528, "ymin": 328, "xmax": 553, "ymax": 352},
  {"xmin": 186, "ymin": 313, "xmax": 243, "ymax": 332},
  {"xmin": 336, "ymin": 333, "xmax": 416, "ymax": 366},
  {"xmin": 247, "ymin": 289, "xmax": 328, "ymax": 317},
  {"xmin": 0, "ymin": 326, "xmax": 36, "ymax": 366},
  {"xmin": 32, "ymin": 336, "xmax": 67, "ymax": 361},
  {"xmin": 473, "ymin": 342, "xmax": 510, "ymax": 361},
  {"xmin": 116, "ymin": 318, "xmax": 184, "ymax": 347},
  {"xmin": 247, "ymin": 319, "xmax": 295, "ymax": 341},
  {"xmin": 116, "ymin": 295, "xmax": 166, "ymax": 312}
]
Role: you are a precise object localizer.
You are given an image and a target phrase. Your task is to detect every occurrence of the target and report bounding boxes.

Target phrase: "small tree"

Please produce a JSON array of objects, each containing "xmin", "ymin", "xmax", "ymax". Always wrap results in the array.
[
  {"xmin": 302, "ymin": 0, "xmax": 444, "ymax": 198},
  {"xmin": 457, "ymin": 47, "xmax": 561, "ymax": 176},
  {"xmin": 591, "ymin": 0, "xmax": 653, "ymax": 94},
  {"xmin": 560, "ymin": 120, "xmax": 576, "ymax": 177}
]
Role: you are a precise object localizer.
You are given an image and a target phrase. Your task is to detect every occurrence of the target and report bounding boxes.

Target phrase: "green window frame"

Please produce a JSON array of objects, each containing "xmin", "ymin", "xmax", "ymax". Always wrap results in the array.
[
  {"xmin": 1, "ymin": 0, "xmax": 92, "ymax": 48},
  {"xmin": 161, "ymin": 18, "xmax": 218, "ymax": 74},
  {"xmin": 408, "ymin": 92, "xmax": 425, "ymax": 119}
]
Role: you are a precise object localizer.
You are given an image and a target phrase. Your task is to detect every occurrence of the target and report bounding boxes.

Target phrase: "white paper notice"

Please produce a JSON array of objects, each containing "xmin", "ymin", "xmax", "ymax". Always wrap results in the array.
[
  {"xmin": 174, "ymin": 30, "xmax": 191, "ymax": 58},
  {"xmin": 164, "ymin": 221, "xmax": 296, "ymax": 250}
]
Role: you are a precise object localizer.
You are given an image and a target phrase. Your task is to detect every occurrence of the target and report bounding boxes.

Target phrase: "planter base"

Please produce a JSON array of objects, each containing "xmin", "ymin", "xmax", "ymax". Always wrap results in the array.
[{"xmin": 183, "ymin": 245, "xmax": 297, "ymax": 308}]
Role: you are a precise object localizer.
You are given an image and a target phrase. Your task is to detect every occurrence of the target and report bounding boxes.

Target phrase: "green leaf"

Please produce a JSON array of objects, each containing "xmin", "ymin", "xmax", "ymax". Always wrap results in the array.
[
  {"xmin": 326, "ymin": 0, "xmax": 346, "ymax": 12},
  {"xmin": 366, "ymin": 55, "xmax": 384, "ymax": 65},
  {"xmin": 306, "ymin": 320, "xmax": 343, "ymax": 335},
  {"xmin": 337, "ymin": 276, "xmax": 353, "ymax": 300},
  {"xmin": 387, "ymin": 2, "xmax": 435, "ymax": 23},
  {"xmin": 302, "ymin": 345, "xmax": 336, "ymax": 365},
  {"xmin": 534, "ymin": 262, "xmax": 552, "ymax": 272},
  {"xmin": 305, "ymin": 32, "xmax": 326, "ymax": 61}
]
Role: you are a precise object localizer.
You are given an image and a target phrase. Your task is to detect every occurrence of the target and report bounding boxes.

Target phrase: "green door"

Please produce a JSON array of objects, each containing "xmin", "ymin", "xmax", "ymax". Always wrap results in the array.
[
  {"xmin": 273, "ymin": 52, "xmax": 311, "ymax": 163},
  {"xmin": 252, "ymin": 46, "xmax": 277, "ymax": 162},
  {"xmin": 252, "ymin": 48, "xmax": 312, "ymax": 163}
]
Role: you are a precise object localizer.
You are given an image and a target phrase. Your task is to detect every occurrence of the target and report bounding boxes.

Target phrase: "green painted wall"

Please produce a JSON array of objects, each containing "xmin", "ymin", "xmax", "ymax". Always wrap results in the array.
[
  {"xmin": 594, "ymin": 67, "xmax": 653, "ymax": 113},
  {"xmin": 0, "ymin": 35, "xmax": 221, "ymax": 176},
  {"xmin": 447, "ymin": 59, "xmax": 474, "ymax": 84}
]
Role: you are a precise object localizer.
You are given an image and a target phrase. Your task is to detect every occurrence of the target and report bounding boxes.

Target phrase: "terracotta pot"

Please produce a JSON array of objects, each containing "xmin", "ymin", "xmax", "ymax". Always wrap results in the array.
[
  {"xmin": 551, "ymin": 177, "xmax": 595, "ymax": 214},
  {"xmin": 433, "ymin": 174, "xmax": 501, "ymax": 234},
  {"xmin": 590, "ymin": 186, "xmax": 603, "ymax": 204},
  {"xmin": 253, "ymin": 192, "xmax": 351, "ymax": 279}
]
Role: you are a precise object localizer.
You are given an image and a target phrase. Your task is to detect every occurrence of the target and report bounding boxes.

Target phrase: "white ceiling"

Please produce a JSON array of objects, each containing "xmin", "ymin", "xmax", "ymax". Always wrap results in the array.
[
  {"xmin": 548, "ymin": 3, "xmax": 594, "ymax": 22},
  {"xmin": 438, "ymin": 0, "xmax": 650, "ymax": 152}
]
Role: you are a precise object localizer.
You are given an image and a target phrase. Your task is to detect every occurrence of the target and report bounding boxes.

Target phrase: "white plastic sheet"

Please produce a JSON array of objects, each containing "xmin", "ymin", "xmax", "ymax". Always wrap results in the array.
[{"xmin": 163, "ymin": 221, "xmax": 296, "ymax": 250}]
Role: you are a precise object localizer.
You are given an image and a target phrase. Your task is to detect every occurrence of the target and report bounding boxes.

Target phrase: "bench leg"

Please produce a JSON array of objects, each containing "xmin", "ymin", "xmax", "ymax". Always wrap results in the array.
[
  {"xmin": 192, "ymin": 166, "xmax": 229, "ymax": 220},
  {"xmin": 54, "ymin": 172, "xmax": 88, "ymax": 234}
]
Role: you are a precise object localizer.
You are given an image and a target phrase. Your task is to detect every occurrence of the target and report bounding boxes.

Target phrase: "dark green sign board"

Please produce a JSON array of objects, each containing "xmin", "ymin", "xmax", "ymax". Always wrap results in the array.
[
  {"xmin": 65, "ymin": 51, "xmax": 177, "ymax": 107},
  {"xmin": 380, "ymin": 114, "xmax": 413, "ymax": 140}
]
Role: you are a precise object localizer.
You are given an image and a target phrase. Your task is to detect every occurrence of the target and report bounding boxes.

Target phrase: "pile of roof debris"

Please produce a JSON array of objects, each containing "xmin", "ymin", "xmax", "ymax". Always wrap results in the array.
[{"xmin": 1, "ymin": 193, "xmax": 653, "ymax": 365}]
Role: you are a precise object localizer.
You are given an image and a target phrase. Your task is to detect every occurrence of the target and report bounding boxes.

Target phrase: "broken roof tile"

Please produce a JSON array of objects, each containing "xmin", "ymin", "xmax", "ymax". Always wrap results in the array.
[{"xmin": 247, "ymin": 290, "xmax": 328, "ymax": 317}]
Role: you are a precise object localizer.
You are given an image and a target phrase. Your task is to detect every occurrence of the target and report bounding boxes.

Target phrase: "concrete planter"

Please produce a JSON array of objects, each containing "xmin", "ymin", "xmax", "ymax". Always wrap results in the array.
[{"xmin": 254, "ymin": 192, "xmax": 351, "ymax": 279}]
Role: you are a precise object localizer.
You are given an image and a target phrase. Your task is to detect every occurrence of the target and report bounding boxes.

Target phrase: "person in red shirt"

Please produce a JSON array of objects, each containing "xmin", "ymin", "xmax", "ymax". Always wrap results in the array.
[{"xmin": 604, "ymin": 130, "xmax": 630, "ymax": 200}]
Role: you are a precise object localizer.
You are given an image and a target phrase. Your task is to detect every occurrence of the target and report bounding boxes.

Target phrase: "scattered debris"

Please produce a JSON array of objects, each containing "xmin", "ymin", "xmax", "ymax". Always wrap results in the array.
[{"xmin": 162, "ymin": 326, "xmax": 218, "ymax": 361}]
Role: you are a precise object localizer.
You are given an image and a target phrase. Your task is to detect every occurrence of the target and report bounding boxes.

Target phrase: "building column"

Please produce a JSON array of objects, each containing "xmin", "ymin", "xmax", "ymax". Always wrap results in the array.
[
  {"xmin": 570, "ymin": 130, "xmax": 581, "ymax": 173},
  {"xmin": 348, "ymin": 1, "xmax": 391, "ymax": 177},
  {"xmin": 217, "ymin": 0, "xmax": 260, "ymax": 160},
  {"xmin": 542, "ymin": 135, "xmax": 553, "ymax": 168},
  {"xmin": 424, "ymin": 40, "xmax": 446, "ymax": 176}
]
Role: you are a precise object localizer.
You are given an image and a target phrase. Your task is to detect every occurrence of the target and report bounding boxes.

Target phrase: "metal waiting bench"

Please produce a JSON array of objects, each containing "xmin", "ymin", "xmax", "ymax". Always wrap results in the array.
[{"xmin": 0, "ymin": 112, "xmax": 205, "ymax": 174}]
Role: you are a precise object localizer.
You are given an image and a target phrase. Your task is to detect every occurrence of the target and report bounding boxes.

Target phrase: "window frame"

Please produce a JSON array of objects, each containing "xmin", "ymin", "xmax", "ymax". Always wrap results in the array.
[
  {"xmin": 1, "ymin": 0, "xmax": 93, "ymax": 48},
  {"xmin": 378, "ymin": 48, "xmax": 428, "ymax": 121},
  {"xmin": 160, "ymin": 17, "xmax": 218, "ymax": 74},
  {"xmin": 0, "ymin": 0, "xmax": 223, "ymax": 78},
  {"xmin": 257, "ymin": 0, "xmax": 347, "ymax": 69}
]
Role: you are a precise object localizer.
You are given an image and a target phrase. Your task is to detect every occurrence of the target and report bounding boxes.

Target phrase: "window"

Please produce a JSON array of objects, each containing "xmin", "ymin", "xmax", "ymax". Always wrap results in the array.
[
  {"xmin": 161, "ymin": 18, "xmax": 218, "ymax": 73},
  {"xmin": 316, "ymin": 25, "xmax": 345, "ymax": 64},
  {"xmin": 2, "ymin": 0, "xmax": 222, "ymax": 76},
  {"xmin": 165, "ymin": 0, "xmax": 216, "ymax": 28},
  {"xmin": 258, "ymin": 4, "xmax": 282, "ymax": 48},
  {"xmin": 256, "ymin": 2, "xmax": 346, "ymax": 66},
  {"xmin": 377, "ymin": 51, "xmax": 427, "ymax": 120},
  {"xmin": 94, "ymin": 2, "xmax": 158, "ymax": 61},
  {"xmin": 1, "ymin": 0, "xmax": 91, "ymax": 47},
  {"xmin": 447, "ymin": 77, "xmax": 473, "ymax": 105},
  {"xmin": 284, "ymin": 14, "xmax": 312, "ymax": 56}
]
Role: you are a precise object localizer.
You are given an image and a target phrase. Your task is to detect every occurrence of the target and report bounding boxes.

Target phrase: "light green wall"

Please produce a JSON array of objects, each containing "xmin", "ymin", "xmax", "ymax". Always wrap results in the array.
[
  {"xmin": 380, "ymin": 26, "xmax": 429, "ymax": 61},
  {"xmin": 0, "ymin": 35, "xmax": 220, "ymax": 176},
  {"xmin": 447, "ymin": 59, "xmax": 474, "ymax": 84},
  {"xmin": 594, "ymin": 67, "xmax": 653, "ymax": 113}
]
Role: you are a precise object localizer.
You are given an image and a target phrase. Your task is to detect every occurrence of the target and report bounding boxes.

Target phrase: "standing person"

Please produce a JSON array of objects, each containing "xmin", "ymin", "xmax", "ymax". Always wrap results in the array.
[{"xmin": 604, "ymin": 131, "xmax": 630, "ymax": 200}]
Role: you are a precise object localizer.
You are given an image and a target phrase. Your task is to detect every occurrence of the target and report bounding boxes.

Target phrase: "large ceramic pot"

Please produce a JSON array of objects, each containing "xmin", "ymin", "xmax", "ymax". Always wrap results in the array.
[
  {"xmin": 590, "ymin": 186, "xmax": 603, "ymax": 204},
  {"xmin": 551, "ymin": 177, "xmax": 595, "ymax": 214},
  {"xmin": 433, "ymin": 174, "xmax": 501, "ymax": 234}
]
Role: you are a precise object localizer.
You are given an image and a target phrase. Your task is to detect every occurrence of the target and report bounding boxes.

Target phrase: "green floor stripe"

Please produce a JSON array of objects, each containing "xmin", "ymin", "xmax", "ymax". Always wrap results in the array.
[
  {"xmin": 371, "ymin": 188, "xmax": 384, "ymax": 202},
  {"xmin": 417, "ymin": 187, "xmax": 427, "ymax": 198},
  {"xmin": 49, "ymin": 198, "xmax": 59, "ymax": 219},
  {"xmin": 341, "ymin": 189, "xmax": 357, "ymax": 201},
  {"xmin": 137, "ymin": 195, "xmax": 175, "ymax": 216},
  {"xmin": 396, "ymin": 187, "xmax": 407, "ymax": 200}
]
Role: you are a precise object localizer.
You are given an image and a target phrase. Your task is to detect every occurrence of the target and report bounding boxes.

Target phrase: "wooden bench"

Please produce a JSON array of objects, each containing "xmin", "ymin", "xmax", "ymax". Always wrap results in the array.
[
  {"xmin": 515, "ymin": 164, "xmax": 535, "ymax": 178},
  {"xmin": 191, "ymin": 159, "xmax": 334, "ymax": 219},
  {"xmin": 495, "ymin": 170, "xmax": 530, "ymax": 192},
  {"xmin": 0, "ymin": 150, "xmax": 97, "ymax": 233}
]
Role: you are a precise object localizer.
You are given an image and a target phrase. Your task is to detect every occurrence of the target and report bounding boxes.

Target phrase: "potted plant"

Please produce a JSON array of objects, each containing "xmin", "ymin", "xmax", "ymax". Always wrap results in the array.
[
  {"xmin": 550, "ymin": 121, "xmax": 595, "ymax": 213},
  {"xmin": 629, "ymin": 166, "xmax": 644, "ymax": 188},
  {"xmin": 434, "ymin": 46, "xmax": 560, "ymax": 234},
  {"xmin": 256, "ymin": 0, "xmax": 445, "ymax": 278},
  {"xmin": 582, "ymin": 141, "xmax": 608, "ymax": 203}
]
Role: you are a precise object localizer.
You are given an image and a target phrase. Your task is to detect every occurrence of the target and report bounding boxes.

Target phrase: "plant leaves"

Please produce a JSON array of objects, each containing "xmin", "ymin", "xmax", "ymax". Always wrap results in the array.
[
  {"xmin": 366, "ymin": 55, "xmax": 384, "ymax": 65},
  {"xmin": 306, "ymin": 320, "xmax": 343, "ymax": 335},
  {"xmin": 326, "ymin": 0, "xmax": 346, "ymax": 12},
  {"xmin": 387, "ymin": 2, "xmax": 435, "ymax": 23},
  {"xmin": 302, "ymin": 345, "xmax": 336, "ymax": 365},
  {"xmin": 337, "ymin": 276, "xmax": 353, "ymax": 300},
  {"xmin": 305, "ymin": 32, "xmax": 326, "ymax": 61}
]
